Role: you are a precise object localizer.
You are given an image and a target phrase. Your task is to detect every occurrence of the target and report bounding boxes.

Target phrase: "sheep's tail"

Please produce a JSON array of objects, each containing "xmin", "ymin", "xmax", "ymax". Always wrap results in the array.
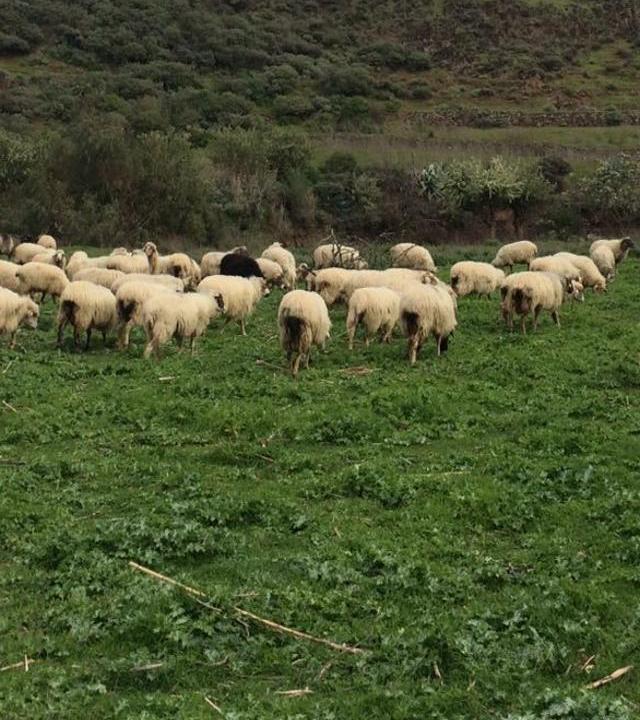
[
  {"xmin": 281, "ymin": 311, "xmax": 312, "ymax": 354},
  {"xmin": 402, "ymin": 310, "xmax": 420, "ymax": 337},
  {"xmin": 117, "ymin": 299, "xmax": 137, "ymax": 322},
  {"xmin": 60, "ymin": 299, "xmax": 77, "ymax": 324}
]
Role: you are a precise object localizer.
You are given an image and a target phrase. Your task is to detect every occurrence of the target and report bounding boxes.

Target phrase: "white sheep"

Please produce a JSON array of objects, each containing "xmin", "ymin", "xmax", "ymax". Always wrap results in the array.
[
  {"xmin": 31, "ymin": 250, "xmax": 66, "ymax": 270},
  {"xmin": 500, "ymin": 271, "xmax": 582, "ymax": 334},
  {"xmin": 0, "ymin": 260, "xmax": 20, "ymax": 292},
  {"xmin": 390, "ymin": 243, "xmax": 437, "ymax": 272},
  {"xmin": 400, "ymin": 284, "xmax": 457, "ymax": 365},
  {"xmin": 0, "ymin": 288, "xmax": 39, "ymax": 348},
  {"xmin": 590, "ymin": 237, "xmax": 634, "ymax": 266},
  {"xmin": 450, "ymin": 261, "xmax": 505, "ymax": 297},
  {"xmin": 142, "ymin": 292, "xmax": 223, "ymax": 358},
  {"xmin": 528, "ymin": 256, "xmax": 583, "ymax": 286},
  {"xmin": 554, "ymin": 252, "xmax": 607, "ymax": 292},
  {"xmin": 37, "ymin": 234, "xmax": 57, "ymax": 250},
  {"xmin": 198, "ymin": 275, "xmax": 268, "ymax": 335},
  {"xmin": 302, "ymin": 267, "xmax": 352, "ymax": 306},
  {"xmin": 15, "ymin": 262, "xmax": 69, "ymax": 303},
  {"xmin": 256, "ymin": 257, "xmax": 285, "ymax": 288},
  {"xmin": 346, "ymin": 287, "xmax": 400, "ymax": 349},
  {"xmin": 589, "ymin": 244, "xmax": 616, "ymax": 280},
  {"xmin": 341, "ymin": 268, "xmax": 438, "ymax": 303},
  {"xmin": 12, "ymin": 242, "xmax": 53, "ymax": 265},
  {"xmin": 110, "ymin": 273, "xmax": 184, "ymax": 294},
  {"xmin": 143, "ymin": 242, "xmax": 195, "ymax": 284},
  {"xmin": 66, "ymin": 251, "xmax": 90, "ymax": 278},
  {"xmin": 110, "ymin": 247, "xmax": 130, "ymax": 256},
  {"xmin": 278, "ymin": 290, "xmax": 331, "ymax": 377},
  {"xmin": 57, "ymin": 281, "xmax": 117, "ymax": 350},
  {"xmin": 115, "ymin": 280, "xmax": 179, "ymax": 349},
  {"xmin": 105, "ymin": 253, "xmax": 150, "ymax": 274},
  {"xmin": 312, "ymin": 243, "xmax": 367, "ymax": 270},
  {"xmin": 261, "ymin": 242, "xmax": 296, "ymax": 289},
  {"xmin": 491, "ymin": 240, "xmax": 538, "ymax": 273},
  {"xmin": 73, "ymin": 267, "xmax": 126, "ymax": 289}
]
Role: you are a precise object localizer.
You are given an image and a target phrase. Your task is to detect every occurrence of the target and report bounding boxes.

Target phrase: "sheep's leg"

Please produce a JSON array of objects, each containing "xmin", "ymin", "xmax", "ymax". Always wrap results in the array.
[
  {"xmin": 190, "ymin": 336, "xmax": 196, "ymax": 354},
  {"xmin": 73, "ymin": 327, "xmax": 82, "ymax": 350},
  {"xmin": 143, "ymin": 340, "xmax": 154, "ymax": 359},
  {"xmin": 520, "ymin": 315, "xmax": 527, "ymax": 335},
  {"xmin": 101, "ymin": 330, "xmax": 108, "ymax": 346},
  {"xmin": 291, "ymin": 353, "xmax": 301, "ymax": 378},
  {"xmin": 40, "ymin": 292, "xmax": 47, "ymax": 304},
  {"xmin": 240, "ymin": 319, "xmax": 246, "ymax": 336},
  {"xmin": 8, "ymin": 331, "xmax": 16, "ymax": 350},
  {"xmin": 552, "ymin": 310, "xmax": 560, "ymax": 327},
  {"xmin": 303, "ymin": 352, "xmax": 310, "ymax": 369},
  {"xmin": 56, "ymin": 318, "xmax": 67, "ymax": 348},
  {"xmin": 364, "ymin": 333, "xmax": 371, "ymax": 348},
  {"xmin": 436, "ymin": 335, "xmax": 442, "ymax": 357},
  {"xmin": 84, "ymin": 328, "xmax": 92, "ymax": 351},
  {"xmin": 408, "ymin": 336, "xmax": 419, "ymax": 366},
  {"xmin": 347, "ymin": 321, "xmax": 356, "ymax": 349},
  {"xmin": 533, "ymin": 306, "xmax": 542, "ymax": 331}
]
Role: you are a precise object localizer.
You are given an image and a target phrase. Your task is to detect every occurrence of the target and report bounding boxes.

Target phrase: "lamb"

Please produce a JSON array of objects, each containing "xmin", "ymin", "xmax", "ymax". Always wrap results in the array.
[
  {"xmin": 312, "ymin": 243, "xmax": 367, "ymax": 270},
  {"xmin": 450, "ymin": 261, "xmax": 505, "ymax": 297},
  {"xmin": 590, "ymin": 237, "xmax": 635, "ymax": 265},
  {"xmin": 256, "ymin": 257, "xmax": 285, "ymax": 288},
  {"xmin": 554, "ymin": 252, "xmax": 607, "ymax": 292},
  {"xmin": 15, "ymin": 262, "xmax": 69, "ymax": 303},
  {"xmin": 73, "ymin": 267, "xmax": 126, "ymax": 289},
  {"xmin": 142, "ymin": 291, "xmax": 224, "ymax": 358},
  {"xmin": 198, "ymin": 275, "xmax": 267, "ymax": 335},
  {"xmin": 0, "ymin": 260, "xmax": 20, "ymax": 292},
  {"xmin": 261, "ymin": 242, "xmax": 297, "ymax": 289},
  {"xmin": 491, "ymin": 240, "xmax": 538, "ymax": 273},
  {"xmin": 220, "ymin": 252, "xmax": 264, "ymax": 279},
  {"xmin": 346, "ymin": 287, "xmax": 400, "ymax": 349},
  {"xmin": 589, "ymin": 244, "xmax": 616, "ymax": 280},
  {"xmin": 400, "ymin": 284, "xmax": 457, "ymax": 365},
  {"xmin": 115, "ymin": 280, "xmax": 180, "ymax": 349},
  {"xmin": 390, "ymin": 243, "xmax": 437, "ymax": 272},
  {"xmin": 37, "ymin": 234, "xmax": 57, "ymax": 250},
  {"xmin": 57, "ymin": 281, "xmax": 117, "ymax": 350},
  {"xmin": 278, "ymin": 290, "xmax": 331, "ymax": 377},
  {"xmin": 110, "ymin": 273, "xmax": 184, "ymax": 294},
  {"xmin": 500, "ymin": 271, "xmax": 582, "ymax": 334},
  {"xmin": 0, "ymin": 288, "xmax": 39, "ymax": 348},
  {"xmin": 31, "ymin": 250, "xmax": 66, "ymax": 270},
  {"xmin": 12, "ymin": 242, "xmax": 53, "ymax": 265}
]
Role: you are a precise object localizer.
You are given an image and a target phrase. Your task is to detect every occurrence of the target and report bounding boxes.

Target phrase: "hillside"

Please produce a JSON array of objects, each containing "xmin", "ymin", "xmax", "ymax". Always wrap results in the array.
[{"xmin": 2, "ymin": 0, "xmax": 640, "ymax": 134}]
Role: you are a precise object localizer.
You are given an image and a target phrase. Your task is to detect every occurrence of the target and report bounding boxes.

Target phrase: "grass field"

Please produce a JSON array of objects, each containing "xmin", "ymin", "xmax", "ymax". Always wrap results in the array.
[{"xmin": 1, "ymin": 246, "xmax": 640, "ymax": 719}]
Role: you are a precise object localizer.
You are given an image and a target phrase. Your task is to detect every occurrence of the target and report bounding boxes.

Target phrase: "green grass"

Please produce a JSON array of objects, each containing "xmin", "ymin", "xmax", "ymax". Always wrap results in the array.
[{"xmin": 1, "ymin": 247, "xmax": 640, "ymax": 719}]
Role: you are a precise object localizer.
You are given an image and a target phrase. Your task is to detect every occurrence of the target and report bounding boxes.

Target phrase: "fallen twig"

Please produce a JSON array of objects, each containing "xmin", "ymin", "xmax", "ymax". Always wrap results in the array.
[
  {"xmin": 129, "ymin": 561, "xmax": 366, "ymax": 655},
  {"xmin": 0, "ymin": 657, "xmax": 36, "ymax": 672},
  {"xmin": 586, "ymin": 665, "xmax": 632, "ymax": 689},
  {"xmin": 204, "ymin": 696, "xmax": 224, "ymax": 715},
  {"xmin": 339, "ymin": 366, "xmax": 373, "ymax": 377},
  {"xmin": 132, "ymin": 662, "xmax": 164, "ymax": 672},
  {"xmin": 580, "ymin": 654, "xmax": 596, "ymax": 673},
  {"xmin": 158, "ymin": 376, "xmax": 175, "ymax": 382},
  {"xmin": 2, "ymin": 400, "xmax": 17, "ymax": 413},
  {"xmin": 2, "ymin": 360, "xmax": 14, "ymax": 374},
  {"xmin": 275, "ymin": 687, "xmax": 313, "ymax": 697}
]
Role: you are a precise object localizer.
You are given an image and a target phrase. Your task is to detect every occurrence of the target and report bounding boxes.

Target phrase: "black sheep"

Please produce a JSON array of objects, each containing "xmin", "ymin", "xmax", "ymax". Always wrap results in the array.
[{"xmin": 220, "ymin": 252, "xmax": 264, "ymax": 279}]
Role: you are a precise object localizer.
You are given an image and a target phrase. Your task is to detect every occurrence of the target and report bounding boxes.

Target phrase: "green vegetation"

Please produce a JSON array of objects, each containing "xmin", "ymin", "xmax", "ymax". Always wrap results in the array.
[{"xmin": 1, "ymin": 246, "xmax": 639, "ymax": 718}]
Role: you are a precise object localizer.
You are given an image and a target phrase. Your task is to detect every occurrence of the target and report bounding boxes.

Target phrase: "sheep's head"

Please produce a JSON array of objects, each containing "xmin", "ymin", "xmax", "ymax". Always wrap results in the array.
[
  {"xmin": 354, "ymin": 258, "xmax": 368, "ymax": 270},
  {"xmin": 231, "ymin": 245, "xmax": 249, "ymax": 256},
  {"xmin": 213, "ymin": 293, "xmax": 225, "ymax": 313},
  {"xmin": 512, "ymin": 287, "xmax": 532, "ymax": 314},
  {"xmin": 21, "ymin": 300, "xmax": 39, "ymax": 329},
  {"xmin": 0, "ymin": 234, "xmax": 15, "ymax": 256},
  {"xmin": 566, "ymin": 278, "xmax": 584, "ymax": 302},
  {"xmin": 450, "ymin": 275, "xmax": 460, "ymax": 294},
  {"xmin": 143, "ymin": 241, "xmax": 158, "ymax": 258},
  {"xmin": 595, "ymin": 278, "xmax": 607, "ymax": 293},
  {"xmin": 621, "ymin": 236, "xmax": 635, "ymax": 252},
  {"xmin": 53, "ymin": 250, "xmax": 67, "ymax": 269},
  {"xmin": 491, "ymin": 255, "xmax": 503, "ymax": 268}
]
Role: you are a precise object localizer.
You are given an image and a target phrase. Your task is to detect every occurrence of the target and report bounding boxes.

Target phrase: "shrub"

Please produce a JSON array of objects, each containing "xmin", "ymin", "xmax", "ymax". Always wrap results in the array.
[
  {"xmin": 575, "ymin": 154, "xmax": 640, "ymax": 224},
  {"xmin": 0, "ymin": 34, "xmax": 31, "ymax": 55},
  {"xmin": 272, "ymin": 94, "xmax": 314, "ymax": 121},
  {"xmin": 604, "ymin": 106, "xmax": 623, "ymax": 126},
  {"xmin": 538, "ymin": 156, "xmax": 572, "ymax": 193}
]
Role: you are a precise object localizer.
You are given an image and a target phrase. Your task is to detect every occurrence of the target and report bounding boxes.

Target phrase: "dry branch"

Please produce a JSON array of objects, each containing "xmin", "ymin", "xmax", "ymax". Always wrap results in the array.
[
  {"xmin": 586, "ymin": 665, "xmax": 633, "ymax": 689},
  {"xmin": 204, "ymin": 696, "xmax": 224, "ymax": 715},
  {"xmin": 129, "ymin": 560, "xmax": 366, "ymax": 655},
  {"xmin": 275, "ymin": 687, "xmax": 313, "ymax": 697}
]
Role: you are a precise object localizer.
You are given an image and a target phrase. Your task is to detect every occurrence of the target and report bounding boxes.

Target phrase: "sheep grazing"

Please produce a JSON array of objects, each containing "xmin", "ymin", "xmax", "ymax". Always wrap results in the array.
[
  {"xmin": 0, "ymin": 260, "xmax": 20, "ymax": 292},
  {"xmin": 590, "ymin": 237, "xmax": 635, "ymax": 265},
  {"xmin": 278, "ymin": 290, "xmax": 331, "ymax": 377},
  {"xmin": 115, "ymin": 280, "xmax": 179, "ymax": 349},
  {"xmin": 200, "ymin": 246, "xmax": 248, "ymax": 278},
  {"xmin": 312, "ymin": 243, "xmax": 367, "ymax": 270},
  {"xmin": 198, "ymin": 275, "xmax": 267, "ymax": 335},
  {"xmin": 555, "ymin": 252, "xmax": 607, "ymax": 292},
  {"xmin": 73, "ymin": 267, "xmax": 126, "ymax": 289},
  {"xmin": 346, "ymin": 287, "xmax": 400, "ymax": 349},
  {"xmin": 261, "ymin": 242, "xmax": 297, "ymax": 290},
  {"xmin": 12, "ymin": 242, "xmax": 53, "ymax": 265},
  {"xmin": 491, "ymin": 240, "xmax": 538, "ymax": 273},
  {"xmin": 589, "ymin": 244, "xmax": 616, "ymax": 281},
  {"xmin": 143, "ymin": 242, "xmax": 197, "ymax": 285},
  {"xmin": 57, "ymin": 281, "xmax": 117, "ymax": 350},
  {"xmin": 528, "ymin": 255, "xmax": 582, "ymax": 284},
  {"xmin": 110, "ymin": 272, "xmax": 184, "ymax": 294},
  {"xmin": 450, "ymin": 261, "xmax": 505, "ymax": 298},
  {"xmin": 106, "ymin": 252, "xmax": 151, "ymax": 274},
  {"xmin": 220, "ymin": 252, "xmax": 264, "ymax": 279},
  {"xmin": 110, "ymin": 247, "xmax": 130, "ymax": 256},
  {"xmin": 500, "ymin": 271, "xmax": 582, "ymax": 334},
  {"xmin": 390, "ymin": 243, "xmax": 437, "ymax": 272},
  {"xmin": 256, "ymin": 257, "xmax": 285, "ymax": 288},
  {"xmin": 32, "ymin": 250, "xmax": 66, "ymax": 270},
  {"xmin": 37, "ymin": 234, "xmax": 57, "ymax": 250},
  {"xmin": 341, "ymin": 268, "xmax": 438, "ymax": 303},
  {"xmin": 400, "ymin": 284, "xmax": 457, "ymax": 365},
  {"xmin": 0, "ymin": 288, "xmax": 39, "ymax": 348},
  {"xmin": 66, "ymin": 251, "xmax": 90, "ymax": 278},
  {"xmin": 302, "ymin": 267, "xmax": 352, "ymax": 306},
  {"xmin": 142, "ymin": 292, "xmax": 224, "ymax": 358},
  {"xmin": 15, "ymin": 262, "xmax": 69, "ymax": 303}
]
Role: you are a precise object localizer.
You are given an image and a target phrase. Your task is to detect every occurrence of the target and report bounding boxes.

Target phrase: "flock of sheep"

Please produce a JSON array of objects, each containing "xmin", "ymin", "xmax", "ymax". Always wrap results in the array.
[{"xmin": 0, "ymin": 232, "xmax": 634, "ymax": 376}]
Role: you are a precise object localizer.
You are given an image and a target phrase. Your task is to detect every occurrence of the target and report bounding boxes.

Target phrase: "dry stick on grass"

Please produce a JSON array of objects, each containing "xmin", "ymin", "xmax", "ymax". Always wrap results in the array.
[
  {"xmin": 2, "ymin": 400, "xmax": 18, "ymax": 413},
  {"xmin": 586, "ymin": 665, "xmax": 633, "ymax": 689},
  {"xmin": 204, "ymin": 696, "xmax": 224, "ymax": 715},
  {"xmin": 275, "ymin": 687, "xmax": 313, "ymax": 697},
  {"xmin": 2, "ymin": 360, "xmax": 13, "ymax": 374},
  {"xmin": 129, "ymin": 561, "xmax": 366, "ymax": 655},
  {"xmin": 0, "ymin": 657, "xmax": 35, "ymax": 672},
  {"xmin": 131, "ymin": 662, "xmax": 164, "ymax": 672}
]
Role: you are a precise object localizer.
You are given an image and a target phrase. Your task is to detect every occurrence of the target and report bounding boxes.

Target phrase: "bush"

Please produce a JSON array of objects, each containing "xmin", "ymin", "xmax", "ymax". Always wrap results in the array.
[
  {"xmin": 575, "ymin": 154, "xmax": 640, "ymax": 224},
  {"xmin": 0, "ymin": 34, "xmax": 31, "ymax": 55},
  {"xmin": 318, "ymin": 65, "xmax": 374, "ymax": 97},
  {"xmin": 604, "ymin": 106, "xmax": 623, "ymax": 126},
  {"xmin": 272, "ymin": 94, "xmax": 314, "ymax": 121},
  {"xmin": 538, "ymin": 156, "xmax": 572, "ymax": 193}
]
